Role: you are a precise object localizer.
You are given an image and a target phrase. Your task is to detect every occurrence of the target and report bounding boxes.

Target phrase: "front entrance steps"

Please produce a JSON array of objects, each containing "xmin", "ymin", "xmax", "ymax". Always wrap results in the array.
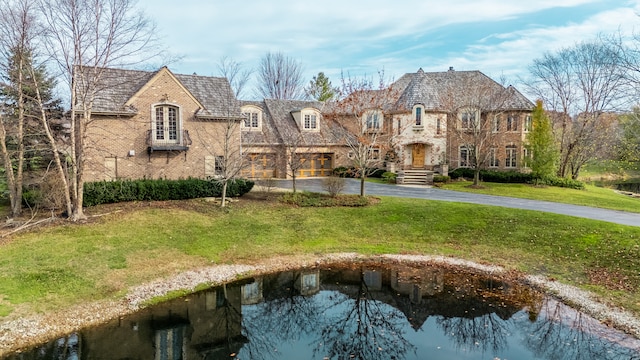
[{"xmin": 396, "ymin": 169, "xmax": 434, "ymax": 185}]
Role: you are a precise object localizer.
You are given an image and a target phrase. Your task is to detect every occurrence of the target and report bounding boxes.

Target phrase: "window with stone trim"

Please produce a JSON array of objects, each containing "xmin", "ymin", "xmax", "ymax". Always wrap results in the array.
[
  {"xmin": 153, "ymin": 105, "xmax": 181, "ymax": 144},
  {"xmin": 303, "ymin": 111, "xmax": 319, "ymax": 130},
  {"xmin": 507, "ymin": 115, "xmax": 518, "ymax": 131},
  {"xmin": 459, "ymin": 145, "xmax": 474, "ymax": 167},
  {"xmin": 489, "ymin": 147, "xmax": 499, "ymax": 167},
  {"xmin": 414, "ymin": 105, "xmax": 423, "ymax": 126},
  {"xmin": 524, "ymin": 115, "xmax": 532, "ymax": 132},
  {"xmin": 241, "ymin": 106, "xmax": 262, "ymax": 130},
  {"xmin": 459, "ymin": 109, "xmax": 479, "ymax": 130},
  {"xmin": 505, "ymin": 145, "xmax": 517, "ymax": 168},
  {"xmin": 364, "ymin": 110, "xmax": 383, "ymax": 131}
]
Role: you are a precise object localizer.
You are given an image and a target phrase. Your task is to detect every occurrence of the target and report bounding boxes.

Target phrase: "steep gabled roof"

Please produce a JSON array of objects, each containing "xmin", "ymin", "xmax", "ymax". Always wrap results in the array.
[
  {"xmin": 393, "ymin": 68, "xmax": 534, "ymax": 112},
  {"xmin": 88, "ymin": 67, "xmax": 156, "ymax": 115},
  {"xmin": 81, "ymin": 66, "xmax": 242, "ymax": 118}
]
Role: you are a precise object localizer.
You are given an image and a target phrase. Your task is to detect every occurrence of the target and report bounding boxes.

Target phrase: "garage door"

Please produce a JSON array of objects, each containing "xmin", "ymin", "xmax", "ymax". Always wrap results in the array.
[
  {"xmin": 296, "ymin": 153, "xmax": 333, "ymax": 177},
  {"xmin": 243, "ymin": 153, "xmax": 276, "ymax": 178}
]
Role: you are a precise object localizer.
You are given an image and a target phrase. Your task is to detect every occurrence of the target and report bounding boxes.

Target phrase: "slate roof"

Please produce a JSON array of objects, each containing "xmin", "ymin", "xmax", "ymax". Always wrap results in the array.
[
  {"xmin": 241, "ymin": 99, "xmax": 345, "ymax": 147},
  {"xmin": 393, "ymin": 68, "xmax": 534, "ymax": 112},
  {"xmin": 79, "ymin": 66, "xmax": 242, "ymax": 118},
  {"xmin": 239, "ymin": 100, "xmax": 279, "ymax": 145}
]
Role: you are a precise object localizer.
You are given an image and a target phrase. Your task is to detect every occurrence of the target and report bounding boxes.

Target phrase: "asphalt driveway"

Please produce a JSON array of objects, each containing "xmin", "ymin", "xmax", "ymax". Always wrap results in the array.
[{"xmin": 273, "ymin": 178, "xmax": 640, "ymax": 227}]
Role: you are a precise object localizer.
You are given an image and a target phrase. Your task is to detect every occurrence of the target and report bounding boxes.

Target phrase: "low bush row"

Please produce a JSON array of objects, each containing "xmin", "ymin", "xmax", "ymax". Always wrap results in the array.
[
  {"xmin": 83, "ymin": 178, "xmax": 254, "ymax": 206},
  {"xmin": 279, "ymin": 192, "xmax": 370, "ymax": 207},
  {"xmin": 332, "ymin": 166, "xmax": 386, "ymax": 178},
  {"xmin": 449, "ymin": 168, "xmax": 584, "ymax": 190}
]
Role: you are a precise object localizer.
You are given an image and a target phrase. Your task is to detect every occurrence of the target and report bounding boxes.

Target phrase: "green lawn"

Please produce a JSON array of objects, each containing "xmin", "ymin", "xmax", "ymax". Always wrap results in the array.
[
  {"xmin": 0, "ymin": 194, "xmax": 638, "ymax": 322},
  {"xmin": 439, "ymin": 181, "xmax": 640, "ymax": 213}
]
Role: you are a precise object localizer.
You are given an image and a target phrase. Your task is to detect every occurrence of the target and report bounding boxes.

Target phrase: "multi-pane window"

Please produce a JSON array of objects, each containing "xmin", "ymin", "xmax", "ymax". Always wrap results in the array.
[
  {"xmin": 506, "ymin": 145, "xmax": 517, "ymax": 168},
  {"xmin": 366, "ymin": 111, "xmax": 381, "ymax": 130},
  {"xmin": 524, "ymin": 115, "xmax": 532, "ymax": 132},
  {"xmin": 154, "ymin": 105, "xmax": 179, "ymax": 143},
  {"xmin": 214, "ymin": 155, "xmax": 225, "ymax": 176},
  {"xmin": 243, "ymin": 112, "xmax": 259, "ymax": 128},
  {"xmin": 459, "ymin": 145, "xmax": 474, "ymax": 167},
  {"xmin": 460, "ymin": 111, "xmax": 476, "ymax": 130},
  {"xmin": 436, "ymin": 118, "xmax": 442, "ymax": 135},
  {"xmin": 507, "ymin": 115, "xmax": 518, "ymax": 131},
  {"xmin": 489, "ymin": 147, "xmax": 499, "ymax": 167},
  {"xmin": 304, "ymin": 113, "xmax": 318, "ymax": 130},
  {"xmin": 492, "ymin": 115, "xmax": 500, "ymax": 132}
]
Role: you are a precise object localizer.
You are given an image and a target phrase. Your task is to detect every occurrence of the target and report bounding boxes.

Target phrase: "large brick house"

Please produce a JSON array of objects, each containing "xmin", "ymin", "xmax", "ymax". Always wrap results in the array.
[
  {"xmin": 82, "ymin": 66, "xmax": 243, "ymax": 182},
  {"xmin": 388, "ymin": 68, "xmax": 534, "ymax": 183},
  {"xmin": 82, "ymin": 66, "xmax": 533, "ymax": 184}
]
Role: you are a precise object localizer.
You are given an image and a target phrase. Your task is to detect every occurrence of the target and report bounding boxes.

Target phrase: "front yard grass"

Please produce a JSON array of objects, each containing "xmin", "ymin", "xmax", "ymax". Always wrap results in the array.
[
  {"xmin": 0, "ymin": 194, "xmax": 638, "ymax": 323},
  {"xmin": 439, "ymin": 181, "xmax": 640, "ymax": 213}
]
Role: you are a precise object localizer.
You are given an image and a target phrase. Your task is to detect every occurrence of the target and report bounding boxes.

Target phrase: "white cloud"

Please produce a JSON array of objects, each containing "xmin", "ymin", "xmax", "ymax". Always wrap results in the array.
[{"xmin": 139, "ymin": 0, "xmax": 635, "ymax": 96}]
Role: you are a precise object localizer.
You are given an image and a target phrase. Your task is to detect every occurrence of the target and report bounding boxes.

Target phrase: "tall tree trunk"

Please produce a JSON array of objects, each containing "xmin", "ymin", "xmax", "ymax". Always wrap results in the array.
[
  {"xmin": 473, "ymin": 168, "xmax": 480, "ymax": 186},
  {"xmin": 221, "ymin": 180, "xmax": 228, "ymax": 207},
  {"xmin": 360, "ymin": 175, "xmax": 366, "ymax": 196},
  {"xmin": 31, "ymin": 67, "xmax": 73, "ymax": 217},
  {"xmin": 14, "ymin": 57, "xmax": 25, "ymax": 217},
  {"xmin": 0, "ymin": 120, "xmax": 18, "ymax": 216},
  {"xmin": 292, "ymin": 173, "xmax": 297, "ymax": 193}
]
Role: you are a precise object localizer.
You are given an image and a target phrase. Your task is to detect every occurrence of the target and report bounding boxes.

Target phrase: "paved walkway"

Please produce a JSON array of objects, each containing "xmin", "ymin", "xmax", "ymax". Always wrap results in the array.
[{"xmin": 274, "ymin": 178, "xmax": 640, "ymax": 227}]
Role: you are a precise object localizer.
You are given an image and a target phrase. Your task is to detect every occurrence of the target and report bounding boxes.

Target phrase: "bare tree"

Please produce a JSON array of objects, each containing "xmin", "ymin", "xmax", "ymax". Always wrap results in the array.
[
  {"xmin": 327, "ymin": 71, "xmax": 400, "ymax": 196},
  {"xmin": 279, "ymin": 131, "xmax": 308, "ymax": 194},
  {"xmin": 192, "ymin": 81, "xmax": 244, "ymax": 207},
  {"xmin": 38, "ymin": 0, "xmax": 159, "ymax": 220},
  {"xmin": 216, "ymin": 55, "xmax": 253, "ymax": 99},
  {"xmin": 256, "ymin": 51, "xmax": 304, "ymax": 100},
  {"xmin": 439, "ymin": 72, "xmax": 515, "ymax": 186},
  {"xmin": 526, "ymin": 40, "xmax": 628, "ymax": 179}
]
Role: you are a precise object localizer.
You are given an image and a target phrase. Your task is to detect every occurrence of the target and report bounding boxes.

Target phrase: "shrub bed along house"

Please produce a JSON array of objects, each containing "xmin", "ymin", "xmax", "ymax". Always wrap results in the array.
[{"xmin": 83, "ymin": 178, "xmax": 254, "ymax": 206}]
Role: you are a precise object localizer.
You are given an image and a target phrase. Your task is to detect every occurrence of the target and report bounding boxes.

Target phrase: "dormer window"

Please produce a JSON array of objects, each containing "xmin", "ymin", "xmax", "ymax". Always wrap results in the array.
[
  {"xmin": 241, "ymin": 105, "xmax": 262, "ymax": 130},
  {"xmin": 304, "ymin": 113, "xmax": 317, "ymax": 130},
  {"xmin": 292, "ymin": 108, "xmax": 321, "ymax": 131}
]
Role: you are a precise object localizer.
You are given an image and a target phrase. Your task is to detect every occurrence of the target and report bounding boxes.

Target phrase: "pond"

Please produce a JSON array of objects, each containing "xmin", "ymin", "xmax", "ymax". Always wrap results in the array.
[
  {"xmin": 4, "ymin": 261, "xmax": 640, "ymax": 359},
  {"xmin": 615, "ymin": 180, "xmax": 640, "ymax": 194}
]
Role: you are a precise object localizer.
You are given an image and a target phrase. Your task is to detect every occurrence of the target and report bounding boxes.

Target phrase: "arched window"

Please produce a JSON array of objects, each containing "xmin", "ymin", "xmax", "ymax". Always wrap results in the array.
[
  {"xmin": 241, "ymin": 105, "xmax": 262, "ymax": 130},
  {"xmin": 153, "ymin": 104, "xmax": 181, "ymax": 144},
  {"xmin": 413, "ymin": 105, "xmax": 424, "ymax": 126}
]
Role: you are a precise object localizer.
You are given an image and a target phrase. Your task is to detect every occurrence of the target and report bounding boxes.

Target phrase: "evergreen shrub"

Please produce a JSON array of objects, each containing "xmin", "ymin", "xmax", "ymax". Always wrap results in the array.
[{"xmin": 83, "ymin": 178, "xmax": 254, "ymax": 206}]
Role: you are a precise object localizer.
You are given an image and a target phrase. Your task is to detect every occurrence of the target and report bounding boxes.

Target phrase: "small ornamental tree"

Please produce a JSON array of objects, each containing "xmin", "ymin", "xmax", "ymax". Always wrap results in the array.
[{"xmin": 526, "ymin": 100, "xmax": 558, "ymax": 182}]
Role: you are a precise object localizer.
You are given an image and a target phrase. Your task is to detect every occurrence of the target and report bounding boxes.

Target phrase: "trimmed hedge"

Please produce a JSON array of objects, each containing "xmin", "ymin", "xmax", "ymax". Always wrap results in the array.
[
  {"xmin": 83, "ymin": 178, "xmax": 254, "ymax": 207},
  {"xmin": 449, "ymin": 168, "xmax": 584, "ymax": 190},
  {"xmin": 450, "ymin": 168, "xmax": 534, "ymax": 183}
]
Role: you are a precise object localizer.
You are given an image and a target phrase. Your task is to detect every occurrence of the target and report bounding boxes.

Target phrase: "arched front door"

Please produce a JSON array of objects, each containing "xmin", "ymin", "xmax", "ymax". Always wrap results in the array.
[{"xmin": 412, "ymin": 144, "xmax": 425, "ymax": 168}]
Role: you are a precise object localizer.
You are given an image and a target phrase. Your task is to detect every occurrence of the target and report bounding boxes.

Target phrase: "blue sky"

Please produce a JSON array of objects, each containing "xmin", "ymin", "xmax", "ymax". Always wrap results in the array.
[{"xmin": 139, "ymin": 0, "xmax": 640, "ymax": 97}]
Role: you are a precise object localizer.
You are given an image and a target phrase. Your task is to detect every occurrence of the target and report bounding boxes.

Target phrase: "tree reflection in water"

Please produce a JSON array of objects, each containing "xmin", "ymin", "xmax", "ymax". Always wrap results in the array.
[{"xmin": 5, "ymin": 261, "xmax": 640, "ymax": 360}]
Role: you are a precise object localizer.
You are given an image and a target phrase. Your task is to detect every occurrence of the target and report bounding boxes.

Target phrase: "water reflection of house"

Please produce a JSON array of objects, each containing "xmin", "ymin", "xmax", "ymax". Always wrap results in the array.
[
  {"xmin": 241, "ymin": 278, "xmax": 263, "ymax": 305},
  {"xmin": 78, "ymin": 284, "xmax": 245, "ymax": 360},
  {"xmin": 390, "ymin": 266, "xmax": 444, "ymax": 303},
  {"xmin": 295, "ymin": 271, "xmax": 320, "ymax": 296}
]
